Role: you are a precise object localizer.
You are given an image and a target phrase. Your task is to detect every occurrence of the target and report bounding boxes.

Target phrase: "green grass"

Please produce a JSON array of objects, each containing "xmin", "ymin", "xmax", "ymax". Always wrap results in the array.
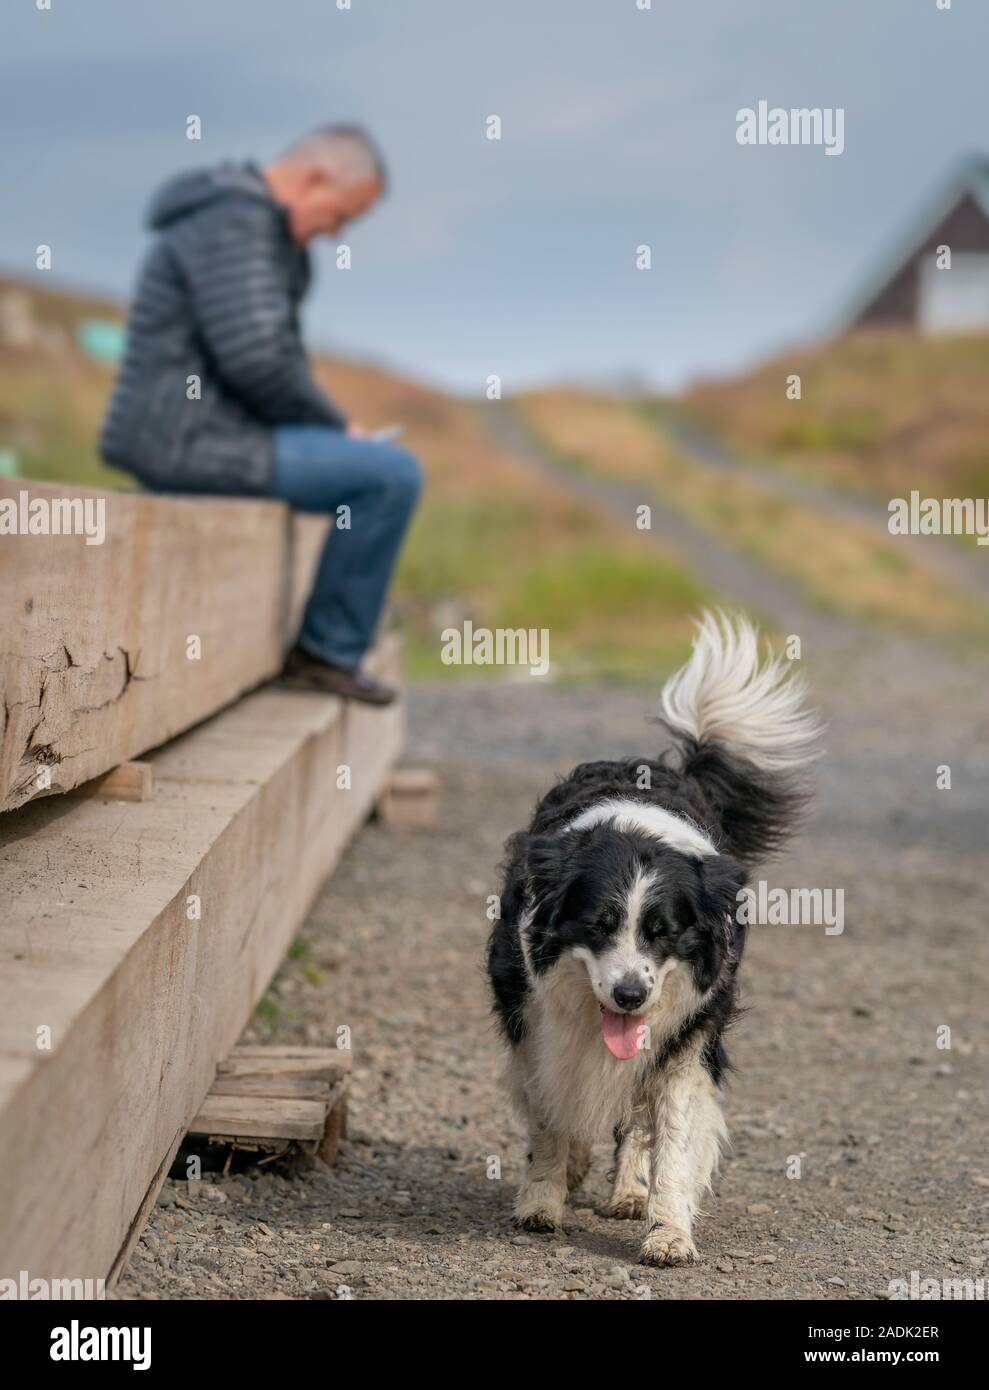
[
  {"xmin": 396, "ymin": 498, "xmax": 711, "ymax": 682},
  {"xmin": 0, "ymin": 352, "xmax": 132, "ymax": 490}
]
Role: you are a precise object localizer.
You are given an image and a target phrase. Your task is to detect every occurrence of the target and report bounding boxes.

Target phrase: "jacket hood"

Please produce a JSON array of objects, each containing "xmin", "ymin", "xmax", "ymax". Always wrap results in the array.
[{"xmin": 147, "ymin": 162, "xmax": 274, "ymax": 229}]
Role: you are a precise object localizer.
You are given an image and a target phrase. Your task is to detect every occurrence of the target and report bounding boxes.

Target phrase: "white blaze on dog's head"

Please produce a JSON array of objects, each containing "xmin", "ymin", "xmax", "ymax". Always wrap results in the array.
[{"xmin": 572, "ymin": 868, "xmax": 679, "ymax": 1061}]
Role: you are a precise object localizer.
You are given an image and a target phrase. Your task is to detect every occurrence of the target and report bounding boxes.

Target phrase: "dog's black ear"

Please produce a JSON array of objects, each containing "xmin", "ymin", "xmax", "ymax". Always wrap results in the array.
[
  {"xmin": 524, "ymin": 833, "xmax": 573, "ymax": 930},
  {"xmin": 697, "ymin": 852, "xmax": 749, "ymax": 922},
  {"xmin": 685, "ymin": 853, "xmax": 750, "ymax": 991},
  {"xmin": 522, "ymin": 832, "xmax": 584, "ymax": 974}
]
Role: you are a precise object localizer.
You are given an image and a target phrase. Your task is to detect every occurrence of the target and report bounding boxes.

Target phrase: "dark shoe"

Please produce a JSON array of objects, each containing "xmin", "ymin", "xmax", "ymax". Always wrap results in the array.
[{"xmin": 280, "ymin": 645, "xmax": 398, "ymax": 706}]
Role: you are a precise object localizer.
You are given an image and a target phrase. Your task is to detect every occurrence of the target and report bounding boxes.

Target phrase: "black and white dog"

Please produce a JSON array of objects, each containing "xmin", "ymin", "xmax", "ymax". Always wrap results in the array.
[{"xmin": 487, "ymin": 612, "xmax": 820, "ymax": 1266}]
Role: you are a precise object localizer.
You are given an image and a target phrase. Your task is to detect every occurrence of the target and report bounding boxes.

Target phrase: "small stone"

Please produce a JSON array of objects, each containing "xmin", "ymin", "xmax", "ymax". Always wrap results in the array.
[
  {"xmin": 753, "ymin": 1254, "xmax": 777, "ymax": 1265},
  {"xmin": 511, "ymin": 1235, "xmax": 533, "ymax": 1246},
  {"xmin": 747, "ymin": 1203, "xmax": 772, "ymax": 1215},
  {"xmin": 563, "ymin": 1278, "xmax": 586, "ymax": 1292},
  {"xmin": 715, "ymin": 1260, "xmax": 734, "ymax": 1273}
]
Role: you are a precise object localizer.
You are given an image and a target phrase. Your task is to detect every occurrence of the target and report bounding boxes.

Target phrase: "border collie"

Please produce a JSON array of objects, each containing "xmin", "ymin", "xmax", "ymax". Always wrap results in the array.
[{"xmin": 487, "ymin": 612, "xmax": 820, "ymax": 1266}]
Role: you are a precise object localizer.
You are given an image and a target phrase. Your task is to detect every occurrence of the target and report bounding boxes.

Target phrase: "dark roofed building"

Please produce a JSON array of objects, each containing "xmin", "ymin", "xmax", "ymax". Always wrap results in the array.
[{"xmin": 850, "ymin": 156, "xmax": 989, "ymax": 334}]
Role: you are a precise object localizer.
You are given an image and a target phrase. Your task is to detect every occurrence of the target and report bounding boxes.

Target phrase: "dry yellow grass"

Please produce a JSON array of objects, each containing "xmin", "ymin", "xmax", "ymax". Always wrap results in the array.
[
  {"xmin": 680, "ymin": 329, "xmax": 989, "ymax": 504},
  {"xmin": 518, "ymin": 388, "xmax": 989, "ymax": 647}
]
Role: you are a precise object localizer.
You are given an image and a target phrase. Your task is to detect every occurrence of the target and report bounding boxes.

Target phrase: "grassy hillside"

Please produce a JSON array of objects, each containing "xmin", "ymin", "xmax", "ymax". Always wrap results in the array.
[
  {"xmin": 518, "ymin": 387, "xmax": 989, "ymax": 648},
  {"xmin": 677, "ymin": 329, "xmax": 989, "ymax": 505},
  {"xmin": 0, "ymin": 276, "xmax": 711, "ymax": 683},
  {"xmin": 0, "ymin": 273, "xmax": 131, "ymax": 488}
]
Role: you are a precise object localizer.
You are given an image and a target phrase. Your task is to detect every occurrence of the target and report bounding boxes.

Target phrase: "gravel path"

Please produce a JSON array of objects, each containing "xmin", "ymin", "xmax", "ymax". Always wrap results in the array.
[{"xmin": 119, "ymin": 639, "xmax": 989, "ymax": 1301}]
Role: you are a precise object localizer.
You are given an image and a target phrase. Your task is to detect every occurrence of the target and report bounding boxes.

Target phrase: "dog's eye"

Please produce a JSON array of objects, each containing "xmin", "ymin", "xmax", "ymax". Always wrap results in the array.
[
  {"xmin": 639, "ymin": 914, "xmax": 668, "ymax": 942},
  {"xmin": 568, "ymin": 918, "xmax": 613, "ymax": 946},
  {"xmin": 557, "ymin": 918, "xmax": 603, "ymax": 945}
]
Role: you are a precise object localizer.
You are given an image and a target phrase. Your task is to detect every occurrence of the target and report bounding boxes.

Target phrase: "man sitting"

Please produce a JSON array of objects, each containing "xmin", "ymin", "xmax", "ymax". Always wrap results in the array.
[{"xmin": 101, "ymin": 125, "xmax": 420, "ymax": 706}]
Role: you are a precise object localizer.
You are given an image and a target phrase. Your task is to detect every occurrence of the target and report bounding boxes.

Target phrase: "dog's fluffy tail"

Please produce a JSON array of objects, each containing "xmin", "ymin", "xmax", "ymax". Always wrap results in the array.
[{"xmin": 660, "ymin": 610, "xmax": 822, "ymax": 862}]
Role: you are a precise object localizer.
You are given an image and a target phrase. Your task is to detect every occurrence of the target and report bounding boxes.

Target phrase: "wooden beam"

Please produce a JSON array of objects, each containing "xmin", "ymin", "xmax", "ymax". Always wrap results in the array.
[
  {"xmin": 208, "ymin": 1075, "xmax": 334, "ymax": 1101},
  {"xmin": 0, "ymin": 480, "xmax": 328, "ymax": 812},
  {"xmin": 378, "ymin": 767, "xmax": 440, "ymax": 830},
  {"xmin": 189, "ymin": 1095, "xmax": 330, "ymax": 1142},
  {"xmin": 67, "ymin": 760, "xmax": 153, "ymax": 802},
  {"xmin": 317, "ymin": 1088, "xmax": 348, "ymax": 1167},
  {"xmin": 216, "ymin": 1045, "xmax": 352, "ymax": 1082},
  {"xmin": 0, "ymin": 635, "xmax": 401, "ymax": 1285}
]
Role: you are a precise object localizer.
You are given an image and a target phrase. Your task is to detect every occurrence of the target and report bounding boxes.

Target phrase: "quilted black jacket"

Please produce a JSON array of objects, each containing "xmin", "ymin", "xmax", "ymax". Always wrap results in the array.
[{"xmin": 100, "ymin": 163, "xmax": 346, "ymax": 493}]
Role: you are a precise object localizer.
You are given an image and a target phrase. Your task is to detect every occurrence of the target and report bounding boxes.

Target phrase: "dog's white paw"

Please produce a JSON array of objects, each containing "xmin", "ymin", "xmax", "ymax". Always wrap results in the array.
[
  {"xmin": 606, "ymin": 1193, "xmax": 647, "ymax": 1221},
  {"xmin": 639, "ymin": 1223, "xmax": 698, "ymax": 1267},
  {"xmin": 514, "ymin": 1209, "xmax": 563, "ymax": 1234},
  {"xmin": 514, "ymin": 1182, "xmax": 566, "ymax": 1233}
]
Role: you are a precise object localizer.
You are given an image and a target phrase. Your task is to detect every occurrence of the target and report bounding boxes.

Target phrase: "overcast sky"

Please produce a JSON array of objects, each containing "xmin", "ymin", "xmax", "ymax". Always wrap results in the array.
[{"xmin": 2, "ymin": 0, "xmax": 987, "ymax": 393}]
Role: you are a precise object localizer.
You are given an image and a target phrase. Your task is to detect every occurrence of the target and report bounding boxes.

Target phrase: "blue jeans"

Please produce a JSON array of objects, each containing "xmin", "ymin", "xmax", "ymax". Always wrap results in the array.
[{"xmin": 270, "ymin": 427, "xmax": 422, "ymax": 669}]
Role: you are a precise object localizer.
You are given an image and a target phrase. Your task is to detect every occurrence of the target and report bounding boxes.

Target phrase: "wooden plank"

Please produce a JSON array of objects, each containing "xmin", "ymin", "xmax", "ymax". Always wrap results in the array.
[
  {"xmin": 0, "ymin": 634, "xmax": 401, "ymax": 1284},
  {"xmin": 216, "ymin": 1045, "xmax": 352, "ymax": 1081},
  {"xmin": 189, "ymin": 1095, "xmax": 329, "ymax": 1142},
  {"xmin": 386, "ymin": 769, "xmax": 439, "ymax": 795},
  {"xmin": 378, "ymin": 767, "xmax": 440, "ymax": 830},
  {"xmin": 67, "ymin": 760, "xmax": 153, "ymax": 802},
  {"xmin": 317, "ymin": 1088, "xmax": 348, "ymax": 1167},
  {"xmin": 208, "ymin": 1075, "xmax": 334, "ymax": 1101},
  {"xmin": 0, "ymin": 480, "xmax": 329, "ymax": 812}
]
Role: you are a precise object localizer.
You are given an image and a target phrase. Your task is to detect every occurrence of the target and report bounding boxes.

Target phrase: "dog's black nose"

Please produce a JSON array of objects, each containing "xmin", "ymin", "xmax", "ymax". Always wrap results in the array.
[{"xmin": 612, "ymin": 978, "xmax": 648, "ymax": 1011}]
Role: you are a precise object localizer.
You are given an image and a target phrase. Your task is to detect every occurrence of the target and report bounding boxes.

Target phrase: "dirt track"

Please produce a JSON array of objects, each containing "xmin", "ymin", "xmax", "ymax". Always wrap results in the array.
[{"xmin": 119, "ymin": 637, "xmax": 989, "ymax": 1300}]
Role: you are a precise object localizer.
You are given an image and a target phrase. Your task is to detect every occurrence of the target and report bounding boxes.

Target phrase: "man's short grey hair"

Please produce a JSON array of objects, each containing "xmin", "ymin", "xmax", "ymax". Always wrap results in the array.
[{"xmin": 283, "ymin": 124, "xmax": 387, "ymax": 191}]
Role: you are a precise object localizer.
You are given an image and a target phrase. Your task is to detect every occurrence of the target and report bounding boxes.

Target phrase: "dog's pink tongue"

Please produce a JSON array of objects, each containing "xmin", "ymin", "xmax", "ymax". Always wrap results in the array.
[{"xmin": 601, "ymin": 1008, "xmax": 642, "ymax": 1061}]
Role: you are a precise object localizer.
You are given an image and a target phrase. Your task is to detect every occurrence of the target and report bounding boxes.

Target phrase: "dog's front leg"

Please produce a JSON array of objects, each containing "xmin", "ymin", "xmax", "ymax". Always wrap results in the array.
[
  {"xmin": 608, "ymin": 1120, "xmax": 651, "ymax": 1219},
  {"xmin": 639, "ymin": 1056, "xmax": 725, "ymax": 1267},
  {"xmin": 514, "ymin": 1120, "xmax": 571, "ymax": 1233}
]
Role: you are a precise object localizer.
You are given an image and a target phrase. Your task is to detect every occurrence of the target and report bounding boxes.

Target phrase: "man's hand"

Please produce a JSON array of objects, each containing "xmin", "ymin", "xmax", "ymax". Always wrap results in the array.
[{"xmin": 346, "ymin": 422, "xmax": 366, "ymax": 438}]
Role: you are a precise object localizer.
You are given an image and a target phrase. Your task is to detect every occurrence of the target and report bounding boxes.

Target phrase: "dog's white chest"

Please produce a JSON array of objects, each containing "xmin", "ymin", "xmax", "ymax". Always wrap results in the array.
[{"xmin": 524, "ymin": 960, "xmax": 649, "ymax": 1140}]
